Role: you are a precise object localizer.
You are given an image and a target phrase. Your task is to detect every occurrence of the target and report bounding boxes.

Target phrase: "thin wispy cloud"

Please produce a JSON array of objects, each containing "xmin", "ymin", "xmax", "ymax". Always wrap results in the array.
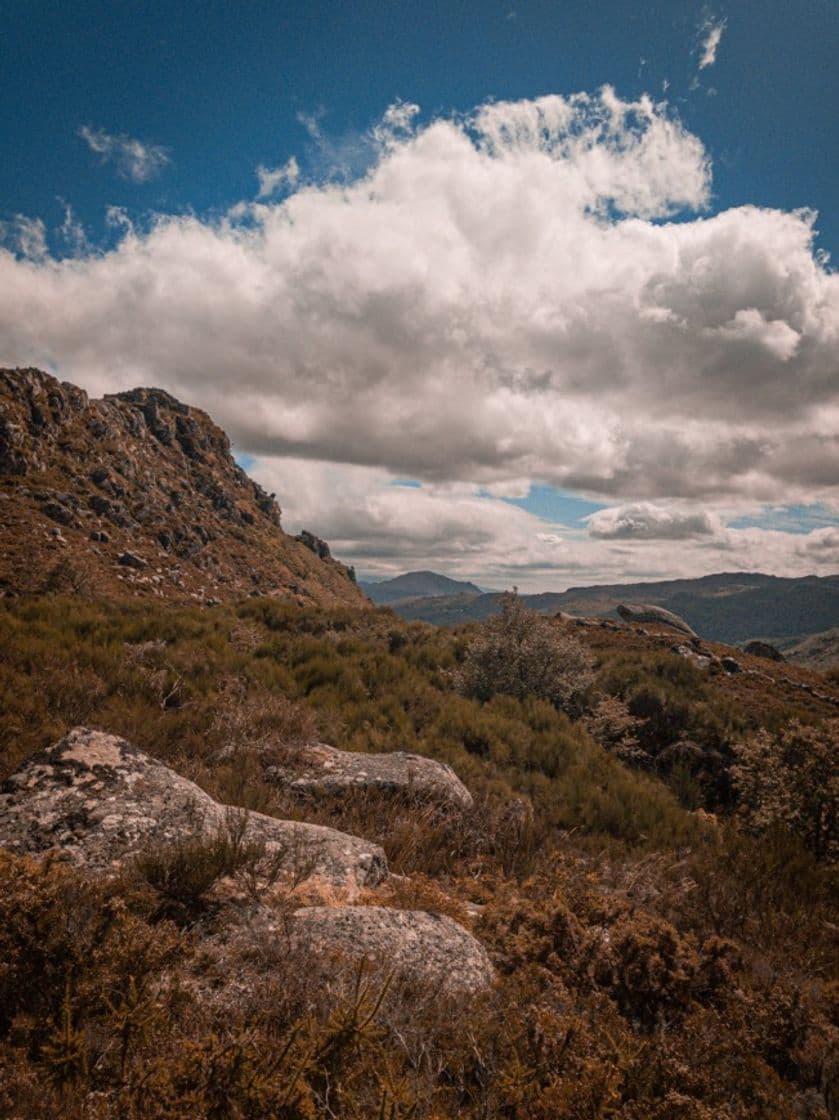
[
  {"xmin": 78, "ymin": 124, "xmax": 170, "ymax": 183},
  {"xmin": 698, "ymin": 15, "xmax": 726, "ymax": 69},
  {"xmin": 256, "ymin": 156, "xmax": 299, "ymax": 198},
  {"xmin": 0, "ymin": 214, "xmax": 48, "ymax": 260}
]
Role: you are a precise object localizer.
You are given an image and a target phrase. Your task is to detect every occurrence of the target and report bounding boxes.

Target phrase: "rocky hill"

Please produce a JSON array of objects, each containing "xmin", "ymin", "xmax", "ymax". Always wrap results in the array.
[{"xmin": 0, "ymin": 368, "xmax": 366, "ymax": 607}]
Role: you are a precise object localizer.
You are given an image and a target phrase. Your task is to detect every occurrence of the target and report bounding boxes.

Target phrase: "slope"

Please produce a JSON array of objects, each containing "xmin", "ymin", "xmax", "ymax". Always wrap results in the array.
[{"xmin": 0, "ymin": 368, "xmax": 366, "ymax": 608}]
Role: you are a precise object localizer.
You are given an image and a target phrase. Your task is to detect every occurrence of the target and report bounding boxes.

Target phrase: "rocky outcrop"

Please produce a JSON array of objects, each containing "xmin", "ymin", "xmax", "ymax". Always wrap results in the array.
[
  {"xmin": 287, "ymin": 906, "xmax": 494, "ymax": 995},
  {"xmin": 616, "ymin": 602, "xmax": 697, "ymax": 637},
  {"xmin": 743, "ymin": 640, "xmax": 785, "ymax": 662},
  {"xmin": 265, "ymin": 742, "xmax": 474, "ymax": 809},
  {"xmin": 0, "ymin": 728, "xmax": 494, "ymax": 996},
  {"xmin": 0, "ymin": 728, "xmax": 386, "ymax": 898},
  {"xmin": 0, "ymin": 367, "xmax": 366, "ymax": 607}
]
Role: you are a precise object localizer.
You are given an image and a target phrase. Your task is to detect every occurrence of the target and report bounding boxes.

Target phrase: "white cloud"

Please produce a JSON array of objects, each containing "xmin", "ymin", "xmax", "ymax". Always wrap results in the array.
[
  {"xmin": 698, "ymin": 16, "xmax": 726, "ymax": 69},
  {"xmin": 256, "ymin": 156, "xmax": 299, "ymax": 198},
  {"xmin": 1, "ymin": 91, "xmax": 837, "ymax": 584},
  {"xmin": 58, "ymin": 202, "xmax": 89, "ymax": 254},
  {"xmin": 78, "ymin": 124, "xmax": 170, "ymax": 183},
  {"xmin": 0, "ymin": 214, "xmax": 48, "ymax": 260},
  {"xmin": 248, "ymin": 457, "xmax": 839, "ymax": 588},
  {"xmin": 587, "ymin": 503, "xmax": 721, "ymax": 540}
]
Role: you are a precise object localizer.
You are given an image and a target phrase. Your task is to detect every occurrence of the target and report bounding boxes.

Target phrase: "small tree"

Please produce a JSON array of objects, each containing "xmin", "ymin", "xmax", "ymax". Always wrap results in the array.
[
  {"xmin": 458, "ymin": 592, "xmax": 593, "ymax": 714},
  {"xmin": 731, "ymin": 719, "xmax": 838, "ymax": 861}
]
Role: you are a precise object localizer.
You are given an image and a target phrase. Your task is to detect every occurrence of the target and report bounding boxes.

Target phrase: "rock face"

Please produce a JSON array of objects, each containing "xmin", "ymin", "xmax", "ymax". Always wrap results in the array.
[
  {"xmin": 0, "ymin": 367, "xmax": 366, "ymax": 606},
  {"xmin": 0, "ymin": 728, "xmax": 386, "ymax": 898},
  {"xmin": 617, "ymin": 602, "xmax": 697, "ymax": 637},
  {"xmin": 266, "ymin": 743, "xmax": 474, "ymax": 809},
  {"xmin": 288, "ymin": 906, "xmax": 494, "ymax": 995}
]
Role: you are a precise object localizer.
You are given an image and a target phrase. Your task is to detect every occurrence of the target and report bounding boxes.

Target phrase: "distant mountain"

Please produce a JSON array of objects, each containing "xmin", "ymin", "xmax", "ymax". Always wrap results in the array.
[
  {"xmin": 0, "ymin": 368, "xmax": 366, "ymax": 608},
  {"xmin": 384, "ymin": 571, "xmax": 839, "ymax": 646},
  {"xmin": 361, "ymin": 570, "xmax": 484, "ymax": 605}
]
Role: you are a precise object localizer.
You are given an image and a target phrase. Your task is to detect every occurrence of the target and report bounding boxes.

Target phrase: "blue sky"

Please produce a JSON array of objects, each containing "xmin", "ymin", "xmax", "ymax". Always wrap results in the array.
[
  {"xmin": 2, "ymin": 1, "xmax": 837, "ymax": 256},
  {"xmin": 1, "ymin": 1, "xmax": 837, "ymax": 587}
]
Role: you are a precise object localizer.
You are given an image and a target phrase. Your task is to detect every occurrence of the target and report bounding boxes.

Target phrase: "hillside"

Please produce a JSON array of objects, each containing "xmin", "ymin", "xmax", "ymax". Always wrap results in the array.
[
  {"xmin": 361, "ymin": 569, "xmax": 484, "ymax": 604},
  {"xmin": 783, "ymin": 626, "xmax": 839, "ymax": 671},
  {"xmin": 0, "ymin": 593, "xmax": 837, "ymax": 1118},
  {"xmin": 0, "ymin": 368, "xmax": 366, "ymax": 608},
  {"xmin": 388, "ymin": 570, "xmax": 839, "ymax": 644}
]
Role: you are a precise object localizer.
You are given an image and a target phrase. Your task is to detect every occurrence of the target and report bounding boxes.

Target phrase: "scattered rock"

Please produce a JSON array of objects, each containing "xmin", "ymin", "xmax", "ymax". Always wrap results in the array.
[
  {"xmin": 743, "ymin": 640, "xmax": 785, "ymax": 662},
  {"xmin": 90, "ymin": 529, "xmax": 110, "ymax": 543},
  {"xmin": 265, "ymin": 742, "xmax": 474, "ymax": 809},
  {"xmin": 0, "ymin": 728, "xmax": 387, "ymax": 899},
  {"xmin": 720, "ymin": 656, "xmax": 741, "ymax": 674},
  {"xmin": 287, "ymin": 906, "xmax": 494, "ymax": 995},
  {"xmin": 42, "ymin": 499, "xmax": 75, "ymax": 526},
  {"xmin": 118, "ymin": 550, "xmax": 147, "ymax": 569},
  {"xmin": 672, "ymin": 644, "xmax": 713, "ymax": 670},
  {"xmin": 616, "ymin": 603, "xmax": 697, "ymax": 637}
]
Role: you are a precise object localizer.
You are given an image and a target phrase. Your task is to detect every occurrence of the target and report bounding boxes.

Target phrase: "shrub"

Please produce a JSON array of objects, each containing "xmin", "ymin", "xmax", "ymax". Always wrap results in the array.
[
  {"xmin": 458, "ymin": 593, "xmax": 593, "ymax": 714},
  {"xmin": 731, "ymin": 719, "xmax": 839, "ymax": 861},
  {"xmin": 133, "ymin": 809, "xmax": 290, "ymax": 918}
]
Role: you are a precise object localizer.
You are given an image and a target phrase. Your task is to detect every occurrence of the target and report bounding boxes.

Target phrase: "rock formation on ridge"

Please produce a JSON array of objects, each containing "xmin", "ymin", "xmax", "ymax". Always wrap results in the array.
[{"xmin": 0, "ymin": 367, "xmax": 366, "ymax": 607}]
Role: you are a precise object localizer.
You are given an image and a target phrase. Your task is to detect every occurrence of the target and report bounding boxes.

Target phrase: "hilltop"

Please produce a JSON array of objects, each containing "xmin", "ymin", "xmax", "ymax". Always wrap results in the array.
[
  {"xmin": 361, "ymin": 569, "xmax": 485, "ymax": 604},
  {"xmin": 0, "ymin": 368, "xmax": 366, "ymax": 608}
]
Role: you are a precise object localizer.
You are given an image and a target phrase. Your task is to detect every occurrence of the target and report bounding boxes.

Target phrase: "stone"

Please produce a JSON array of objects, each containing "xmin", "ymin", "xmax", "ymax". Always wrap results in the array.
[
  {"xmin": 672, "ymin": 644, "xmax": 713, "ymax": 670},
  {"xmin": 743, "ymin": 640, "xmax": 785, "ymax": 662},
  {"xmin": 265, "ymin": 742, "xmax": 474, "ymax": 809},
  {"xmin": 118, "ymin": 550, "xmax": 147, "ymax": 569},
  {"xmin": 42, "ymin": 499, "xmax": 75, "ymax": 526},
  {"xmin": 0, "ymin": 728, "xmax": 387, "ymax": 899},
  {"xmin": 616, "ymin": 603, "xmax": 697, "ymax": 637},
  {"xmin": 287, "ymin": 905, "xmax": 494, "ymax": 995},
  {"xmin": 720, "ymin": 656, "xmax": 741, "ymax": 674}
]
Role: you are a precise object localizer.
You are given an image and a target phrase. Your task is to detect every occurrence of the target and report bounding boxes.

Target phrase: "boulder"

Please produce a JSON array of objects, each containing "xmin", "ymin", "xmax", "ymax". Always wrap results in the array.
[
  {"xmin": 0, "ymin": 728, "xmax": 387, "ymax": 898},
  {"xmin": 743, "ymin": 640, "xmax": 785, "ymax": 662},
  {"xmin": 287, "ymin": 905, "xmax": 494, "ymax": 995},
  {"xmin": 616, "ymin": 603, "xmax": 697, "ymax": 637},
  {"xmin": 720, "ymin": 656, "xmax": 741, "ymax": 674},
  {"xmin": 118, "ymin": 550, "xmax": 147, "ymax": 569},
  {"xmin": 265, "ymin": 742, "xmax": 473, "ymax": 809}
]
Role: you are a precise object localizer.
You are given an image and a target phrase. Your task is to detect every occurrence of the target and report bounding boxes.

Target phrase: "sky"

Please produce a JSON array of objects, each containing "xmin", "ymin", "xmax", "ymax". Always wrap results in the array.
[{"xmin": 1, "ymin": 0, "xmax": 838, "ymax": 590}]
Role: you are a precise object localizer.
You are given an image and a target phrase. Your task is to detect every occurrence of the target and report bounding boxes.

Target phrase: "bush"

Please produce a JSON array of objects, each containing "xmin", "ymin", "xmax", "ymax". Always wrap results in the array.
[
  {"xmin": 731, "ymin": 719, "xmax": 839, "ymax": 861},
  {"xmin": 458, "ymin": 593, "xmax": 593, "ymax": 714}
]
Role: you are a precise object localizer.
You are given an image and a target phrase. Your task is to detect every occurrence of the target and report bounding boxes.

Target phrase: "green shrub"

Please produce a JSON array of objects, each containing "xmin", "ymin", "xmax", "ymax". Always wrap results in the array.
[{"xmin": 457, "ymin": 593, "xmax": 593, "ymax": 714}]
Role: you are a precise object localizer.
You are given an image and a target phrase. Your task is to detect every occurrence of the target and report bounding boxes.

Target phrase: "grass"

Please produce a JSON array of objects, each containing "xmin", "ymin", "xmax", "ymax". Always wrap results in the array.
[{"xmin": 0, "ymin": 592, "xmax": 837, "ymax": 1118}]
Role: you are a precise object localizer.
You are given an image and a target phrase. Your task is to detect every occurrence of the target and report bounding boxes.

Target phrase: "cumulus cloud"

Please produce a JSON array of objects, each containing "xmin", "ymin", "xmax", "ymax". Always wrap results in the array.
[
  {"xmin": 78, "ymin": 124, "xmax": 170, "ymax": 182},
  {"xmin": 1, "ymin": 90, "xmax": 837, "ymax": 583},
  {"xmin": 698, "ymin": 16, "xmax": 726, "ymax": 69},
  {"xmin": 586, "ymin": 503, "xmax": 720, "ymax": 540}
]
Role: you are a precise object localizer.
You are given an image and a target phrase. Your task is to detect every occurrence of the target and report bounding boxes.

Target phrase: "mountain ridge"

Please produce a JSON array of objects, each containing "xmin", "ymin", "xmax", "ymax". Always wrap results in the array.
[
  {"xmin": 0, "ymin": 367, "xmax": 367, "ymax": 608},
  {"xmin": 378, "ymin": 569, "xmax": 839, "ymax": 648}
]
